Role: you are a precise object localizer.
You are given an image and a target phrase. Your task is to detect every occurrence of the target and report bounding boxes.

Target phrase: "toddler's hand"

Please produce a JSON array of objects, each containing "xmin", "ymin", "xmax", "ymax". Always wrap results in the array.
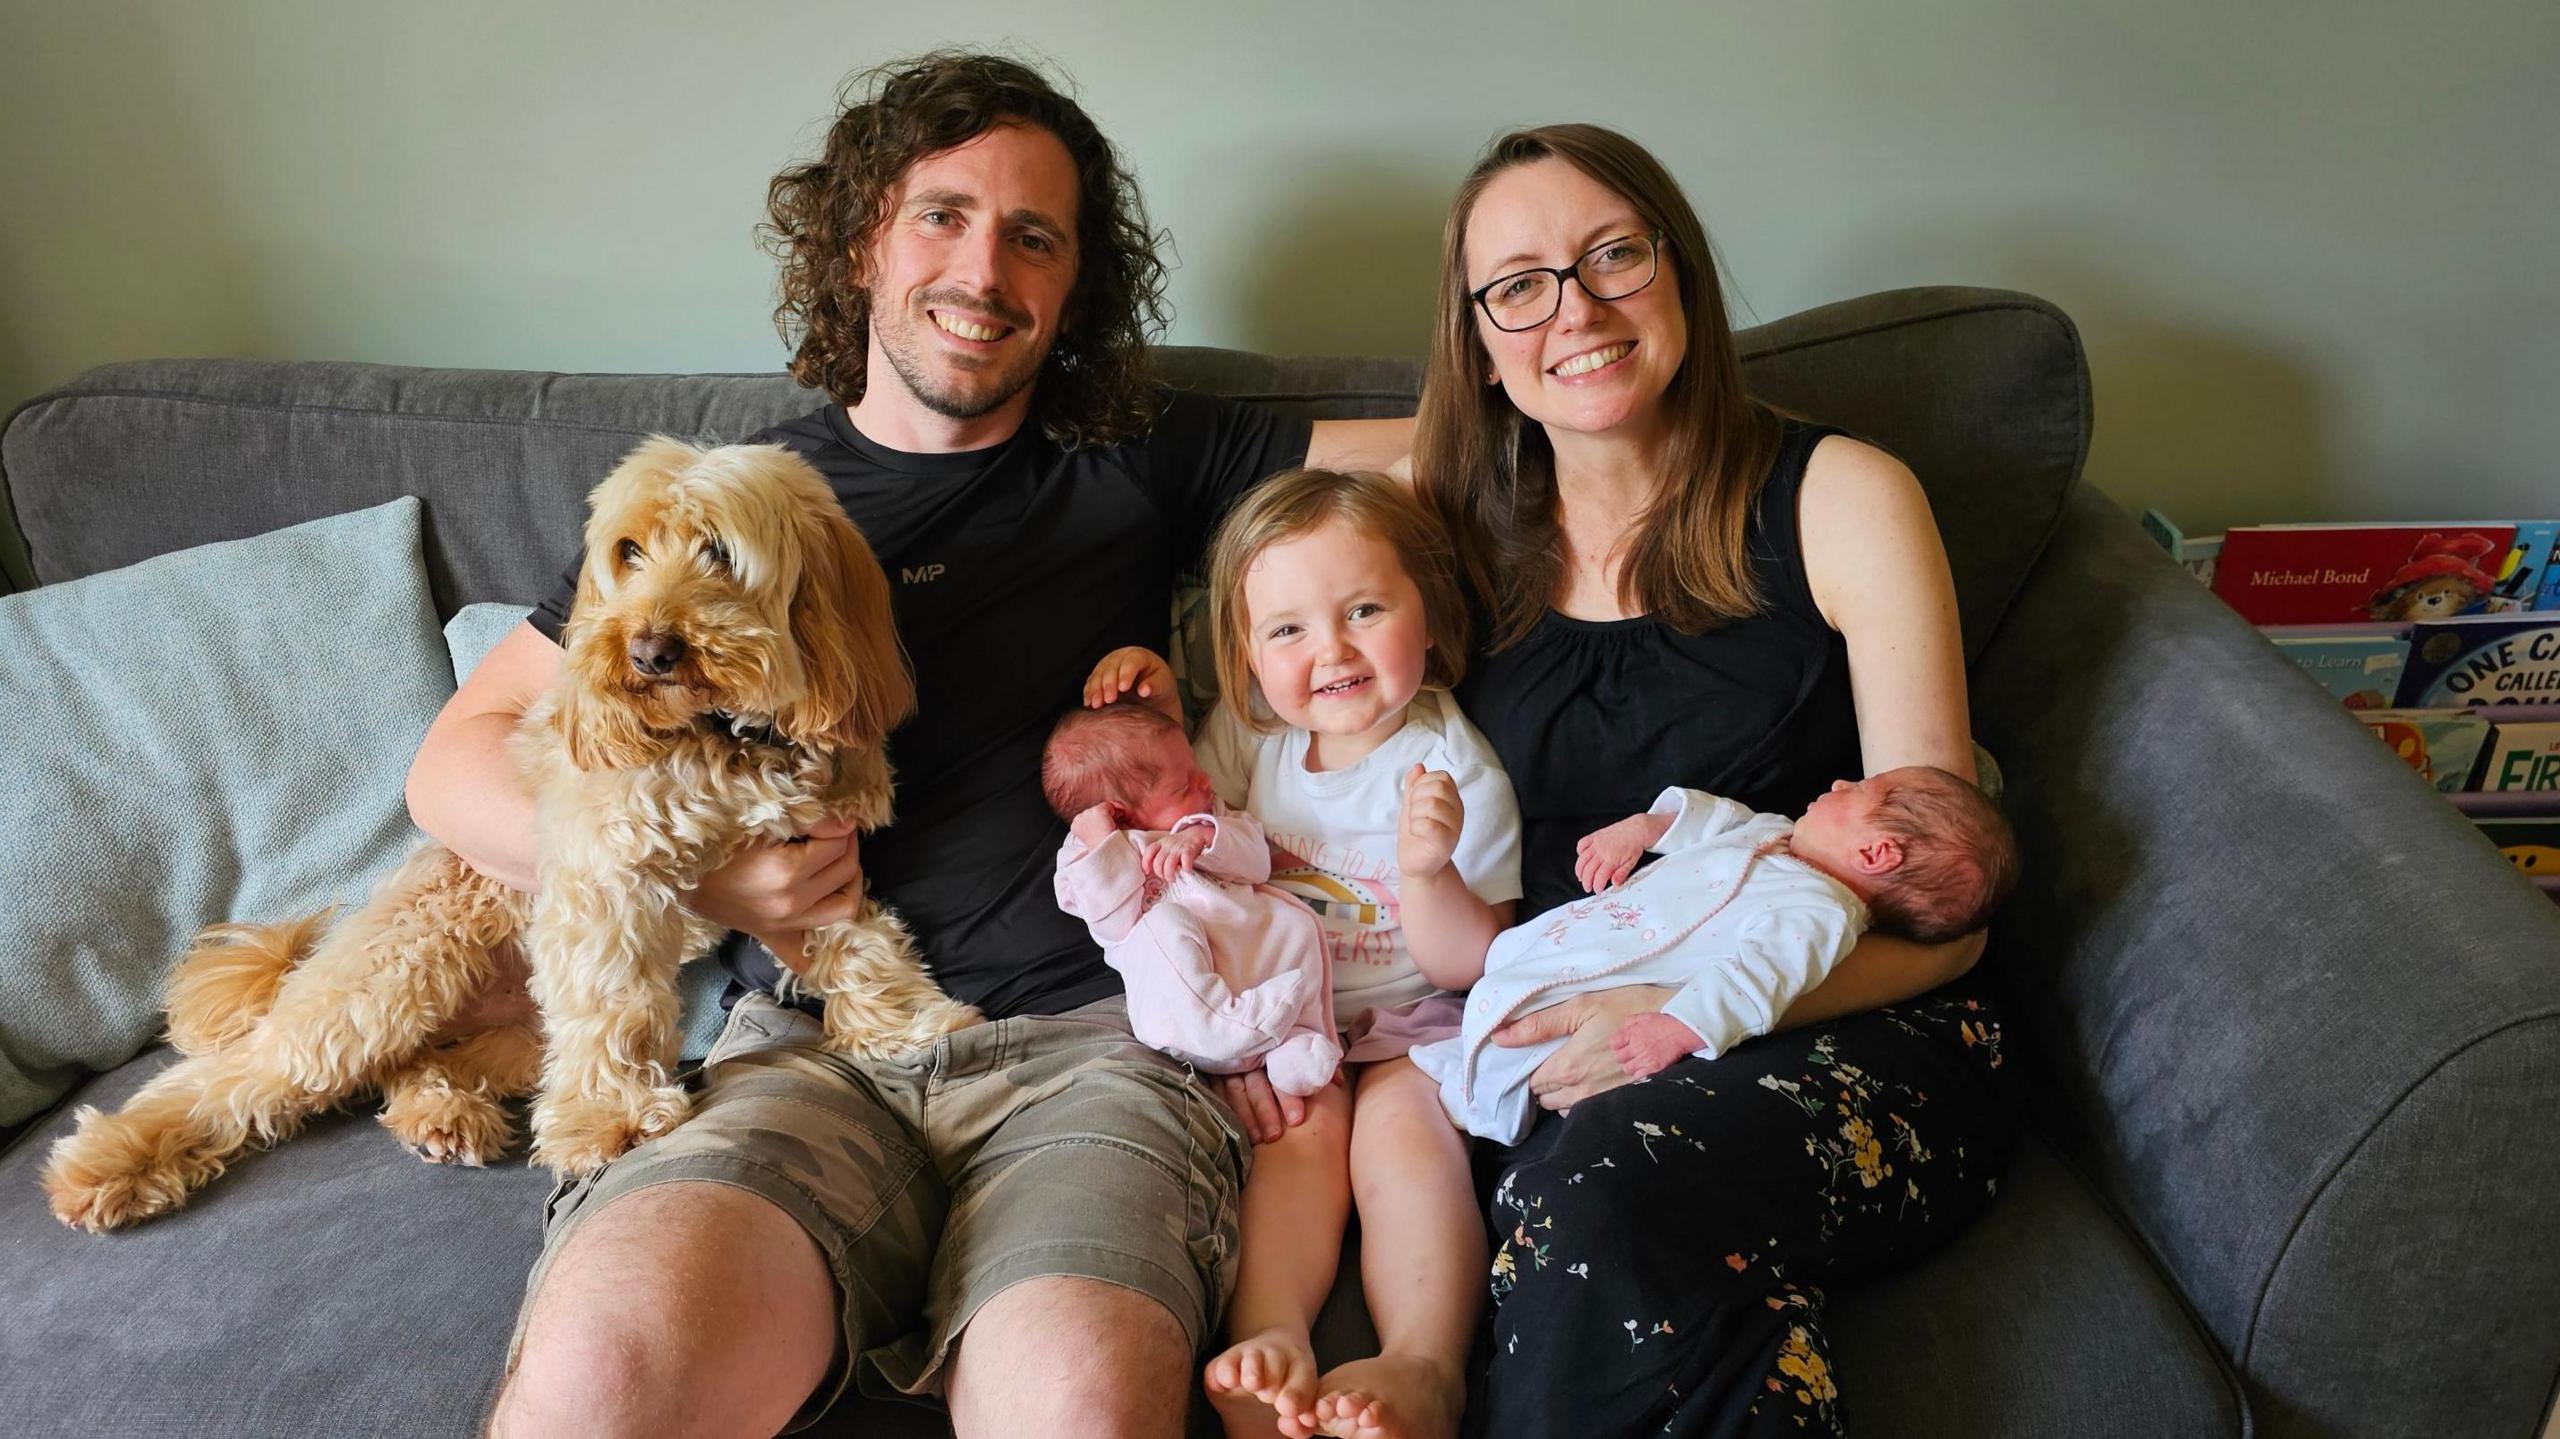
[
  {"xmin": 1398, "ymin": 765, "xmax": 1464, "ymax": 879},
  {"xmin": 1084, "ymin": 646, "xmax": 1179, "ymax": 716},
  {"xmin": 1070, "ymin": 802, "xmax": 1124, "ymax": 849},
  {"xmin": 1145, "ymin": 826, "xmax": 1210, "ymax": 882},
  {"xmin": 1609, "ymin": 1011, "xmax": 1704, "ymax": 1080},
  {"xmin": 1575, "ymin": 810, "xmax": 1674, "ymax": 892}
]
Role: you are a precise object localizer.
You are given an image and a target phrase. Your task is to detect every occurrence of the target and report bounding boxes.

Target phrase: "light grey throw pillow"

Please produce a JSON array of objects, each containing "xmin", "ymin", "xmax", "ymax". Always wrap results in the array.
[
  {"xmin": 442, "ymin": 600, "xmax": 534, "ymax": 687},
  {"xmin": 442, "ymin": 601, "xmax": 731, "ymax": 1060},
  {"xmin": 0, "ymin": 500, "xmax": 450, "ymax": 1123}
]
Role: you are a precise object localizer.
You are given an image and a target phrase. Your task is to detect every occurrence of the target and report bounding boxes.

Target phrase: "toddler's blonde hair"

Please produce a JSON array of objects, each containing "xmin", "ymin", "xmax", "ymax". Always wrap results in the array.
[{"xmin": 1204, "ymin": 468, "xmax": 1470, "ymax": 729}]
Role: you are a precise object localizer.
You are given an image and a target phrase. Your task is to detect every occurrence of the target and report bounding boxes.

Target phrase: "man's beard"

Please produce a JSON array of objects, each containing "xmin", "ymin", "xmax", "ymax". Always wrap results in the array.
[{"xmin": 871, "ymin": 290, "xmax": 1049, "ymax": 423}]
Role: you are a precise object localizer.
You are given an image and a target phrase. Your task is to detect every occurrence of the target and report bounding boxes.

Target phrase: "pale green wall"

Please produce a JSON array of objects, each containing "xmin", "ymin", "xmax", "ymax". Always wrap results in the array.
[{"xmin": 4, "ymin": 1, "xmax": 2554, "ymax": 543}]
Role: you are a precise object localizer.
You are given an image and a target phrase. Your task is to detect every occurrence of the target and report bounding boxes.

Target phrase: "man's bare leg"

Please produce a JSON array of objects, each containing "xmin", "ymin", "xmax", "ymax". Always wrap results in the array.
[
  {"xmin": 488, "ymin": 1182, "xmax": 837, "ymax": 1439},
  {"xmin": 946, "ymin": 1275, "xmax": 1195, "ymax": 1439}
]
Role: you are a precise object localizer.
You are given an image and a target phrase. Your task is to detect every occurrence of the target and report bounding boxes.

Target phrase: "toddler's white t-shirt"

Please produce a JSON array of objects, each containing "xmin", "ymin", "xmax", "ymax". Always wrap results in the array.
[{"xmin": 1198, "ymin": 689, "xmax": 1523, "ymax": 1022}]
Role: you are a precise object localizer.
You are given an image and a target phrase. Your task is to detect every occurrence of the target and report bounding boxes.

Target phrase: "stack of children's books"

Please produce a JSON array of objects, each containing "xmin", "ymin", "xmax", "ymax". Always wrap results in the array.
[{"xmin": 2144, "ymin": 512, "xmax": 2560, "ymax": 905}]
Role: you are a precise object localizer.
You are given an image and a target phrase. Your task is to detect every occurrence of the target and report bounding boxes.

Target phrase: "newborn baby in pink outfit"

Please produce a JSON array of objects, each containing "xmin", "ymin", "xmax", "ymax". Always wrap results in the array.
[{"xmin": 1044, "ymin": 699, "xmax": 1342, "ymax": 1096}]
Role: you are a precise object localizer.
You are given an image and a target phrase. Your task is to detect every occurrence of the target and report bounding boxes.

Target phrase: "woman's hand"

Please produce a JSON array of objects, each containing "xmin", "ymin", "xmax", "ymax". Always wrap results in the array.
[
  {"xmin": 1216, "ymin": 1067, "xmax": 1311, "ymax": 1145},
  {"xmin": 1084, "ymin": 646, "xmax": 1180, "ymax": 718},
  {"xmin": 1492, "ymin": 984, "xmax": 1679, "ymax": 1111}
]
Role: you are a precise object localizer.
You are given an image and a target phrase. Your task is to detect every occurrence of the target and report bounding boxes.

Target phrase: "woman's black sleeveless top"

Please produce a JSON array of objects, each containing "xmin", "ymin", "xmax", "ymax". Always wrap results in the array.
[{"xmin": 1456, "ymin": 423, "xmax": 1861, "ymax": 919}]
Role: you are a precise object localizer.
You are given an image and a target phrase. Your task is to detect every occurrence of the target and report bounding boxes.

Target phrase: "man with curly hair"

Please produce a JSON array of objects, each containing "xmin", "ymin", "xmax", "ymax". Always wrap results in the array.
[{"xmin": 411, "ymin": 49, "xmax": 1412, "ymax": 1439}]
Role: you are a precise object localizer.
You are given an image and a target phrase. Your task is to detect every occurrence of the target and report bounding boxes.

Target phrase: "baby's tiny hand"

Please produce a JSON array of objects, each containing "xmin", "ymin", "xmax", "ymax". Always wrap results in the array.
[
  {"xmin": 1146, "ymin": 826, "xmax": 1210, "ymax": 882},
  {"xmin": 1084, "ymin": 646, "xmax": 1178, "ymax": 714},
  {"xmin": 1574, "ymin": 811, "xmax": 1673, "ymax": 893},
  {"xmin": 1070, "ymin": 802, "xmax": 1124, "ymax": 848},
  {"xmin": 1610, "ymin": 1011, "xmax": 1704, "ymax": 1079}
]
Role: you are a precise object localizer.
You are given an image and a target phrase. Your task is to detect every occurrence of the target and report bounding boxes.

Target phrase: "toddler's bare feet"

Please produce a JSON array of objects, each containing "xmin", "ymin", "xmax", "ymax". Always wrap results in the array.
[
  {"xmin": 1206, "ymin": 1325, "xmax": 1322, "ymax": 1438},
  {"xmin": 1609, "ymin": 1010, "xmax": 1705, "ymax": 1080},
  {"xmin": 1311, "ymin": 1352, "xmax": 1463, "ymax": 1439}
]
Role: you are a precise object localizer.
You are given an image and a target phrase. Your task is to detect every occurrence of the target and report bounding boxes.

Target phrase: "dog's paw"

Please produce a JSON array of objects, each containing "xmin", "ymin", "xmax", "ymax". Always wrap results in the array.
[
  {"xmin": 528, "ymin": 1086, "xmax": 690, "ymax": 1178},
  {"xmin": 379, "ymin": 1079, "xmax": 515, "ymax": 1167},
  {"xmin": 917, "ymin": 999, "xmax": 983, "ymax": 1042},
  {"xmin": 40, "ymin": 1112, "xmax": 197, "ymax": 1233},
  {"xmin": 823, "ymin": 997, "xmax": 982, "ymax": 1060},
  {"xmin": 628, "ymin": 1083, "xmax": 690, "ymax": 1145}
]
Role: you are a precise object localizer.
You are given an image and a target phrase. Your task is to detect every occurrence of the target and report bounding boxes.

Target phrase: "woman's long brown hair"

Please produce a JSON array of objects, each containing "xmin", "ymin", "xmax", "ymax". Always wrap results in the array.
[{"xmin": 1412, "ymin": 124, "xmax": 1783, "ymax": 649}]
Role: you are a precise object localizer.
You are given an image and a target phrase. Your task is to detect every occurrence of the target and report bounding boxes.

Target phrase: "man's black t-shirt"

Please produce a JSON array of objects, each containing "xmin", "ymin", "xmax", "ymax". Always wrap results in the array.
[{"xmin": 529, "ymin": 390, "xmax": 1311, "ymax": 1019}]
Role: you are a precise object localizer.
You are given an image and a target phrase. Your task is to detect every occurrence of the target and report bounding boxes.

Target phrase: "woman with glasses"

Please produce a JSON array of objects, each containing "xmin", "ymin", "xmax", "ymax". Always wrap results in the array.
[{"xmin": 1410, "ymin": 126, "xmax": 2014, "ymax": 1438}]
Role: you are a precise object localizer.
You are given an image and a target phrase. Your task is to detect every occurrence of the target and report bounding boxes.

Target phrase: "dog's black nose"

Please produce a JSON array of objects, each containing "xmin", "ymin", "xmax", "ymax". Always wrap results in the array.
[{"xmin": 628, "ymin": 631, "xmax": 686, "ymax": 676}]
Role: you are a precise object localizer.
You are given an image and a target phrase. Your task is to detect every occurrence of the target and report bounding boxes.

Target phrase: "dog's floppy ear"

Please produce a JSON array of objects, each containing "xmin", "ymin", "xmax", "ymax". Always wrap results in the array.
[
  {"xmin": 777, "ymin": 487, "xmax": 916, "ymax": 752},
  {"xmin": 554, "ymin": 561, "xmax": 671, "ymax": 771}
]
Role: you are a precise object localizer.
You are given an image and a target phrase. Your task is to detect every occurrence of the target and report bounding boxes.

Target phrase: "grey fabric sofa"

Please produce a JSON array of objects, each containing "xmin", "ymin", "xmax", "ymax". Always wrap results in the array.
[{"xmin": 5, "ymin": 286, "xmax": 2556, "ymax": 1438}]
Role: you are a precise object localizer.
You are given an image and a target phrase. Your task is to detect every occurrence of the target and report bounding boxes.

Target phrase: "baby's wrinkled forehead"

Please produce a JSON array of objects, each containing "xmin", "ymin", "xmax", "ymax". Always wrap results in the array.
[
  {"xmin": 1054, "ymin": 707, "xmax": 1191, "ymax": 791},
  {"xmin": 1131, "ymin": 722, "xmax": 1199, "ymax": 778},
  {"xmin": 1074, "ymin": 720, "xmax": 1166, "ymax": 768}
]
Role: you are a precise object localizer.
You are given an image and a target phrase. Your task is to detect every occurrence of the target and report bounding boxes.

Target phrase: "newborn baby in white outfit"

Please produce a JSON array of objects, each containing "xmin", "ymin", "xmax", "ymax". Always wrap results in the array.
[{"xmin": 1413, "ymin": 766, "xmax": 2017, "ymax": 1143}]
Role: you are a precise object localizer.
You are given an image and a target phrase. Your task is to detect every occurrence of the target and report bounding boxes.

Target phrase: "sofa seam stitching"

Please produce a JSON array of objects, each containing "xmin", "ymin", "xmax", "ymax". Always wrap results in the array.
[
  {"xmin": 1740, "ymin": 297, "xmax": 2061, "ymax": 359},
  {"xmin": 6, "ymin": 388, "xmax": 737, "ymax": 441},
  {"xmin": 1190, "ymin": 389, "xmax": 1414, "ymax": 405},
  {"xmin": 11, "ymin": 383, "xmax": 1419, "ymax": 435},
  {"xmin": 2240, "ymin": 1007, "xmax": 2560, "ymax": 1374},
  {"xmin": 2026, "ymin": 1117, "xmax": 2258, "ymax": 1435},
  {"xmin": 0, "ymin": 388, "xmax": 54, "ymax": 589}
]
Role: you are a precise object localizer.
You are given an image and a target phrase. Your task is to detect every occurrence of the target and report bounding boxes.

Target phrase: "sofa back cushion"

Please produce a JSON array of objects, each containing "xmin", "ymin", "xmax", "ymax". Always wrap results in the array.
[{"xmin": 1, "ymin": 287, "xmax": 2087, "ymax": 659}]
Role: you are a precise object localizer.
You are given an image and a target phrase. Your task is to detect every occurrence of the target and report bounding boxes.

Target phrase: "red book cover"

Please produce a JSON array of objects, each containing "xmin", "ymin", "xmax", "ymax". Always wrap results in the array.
[{"xmin": 2212, "ymin": 524, "xmax": 2516, "ymax": 625}]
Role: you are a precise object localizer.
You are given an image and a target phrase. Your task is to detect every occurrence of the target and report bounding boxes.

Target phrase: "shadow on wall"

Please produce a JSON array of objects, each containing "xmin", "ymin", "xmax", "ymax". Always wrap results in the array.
[
  {"xmin": 1825, "ymin": 218, "xmax": 2337, "ymax": 533},
  {"xmin": 1216, "ymin": 153, "xmax": 1451, "ymax": 361},
  {"xmin": 2090, "ymin": 325, "xmax": 2334, "ymax": 530}
]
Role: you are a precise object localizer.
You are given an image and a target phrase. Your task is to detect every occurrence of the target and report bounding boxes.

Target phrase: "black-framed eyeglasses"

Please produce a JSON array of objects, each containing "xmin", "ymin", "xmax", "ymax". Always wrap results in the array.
[{"xmin": 1468, "ymin": 231, "xmax": 1665, "ymax": 333}]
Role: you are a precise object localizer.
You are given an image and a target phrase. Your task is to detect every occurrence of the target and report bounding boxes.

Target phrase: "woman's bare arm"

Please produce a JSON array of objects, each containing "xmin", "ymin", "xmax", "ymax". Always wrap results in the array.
[
  {"xmin": 1307, "ymin": 417, "xmax": 1417, "ymax": 481},
  {"xmin": 1799, "ymin": 435, "xmax": 1976, "ymax": 783},
  {"xmin": 1776, "ymin": 930, "xmax": 1987, "ymax": 1031},
  {"xmin": 1789, "ymin": 434, "xmax": 1987, "ymax": 1015}
]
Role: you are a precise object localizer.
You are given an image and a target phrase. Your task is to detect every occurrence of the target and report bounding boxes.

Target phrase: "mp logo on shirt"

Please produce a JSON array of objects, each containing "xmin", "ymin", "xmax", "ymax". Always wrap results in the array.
[{"xmin": 900, "ymin": 563, "xmax": 947, "ymax": 584}]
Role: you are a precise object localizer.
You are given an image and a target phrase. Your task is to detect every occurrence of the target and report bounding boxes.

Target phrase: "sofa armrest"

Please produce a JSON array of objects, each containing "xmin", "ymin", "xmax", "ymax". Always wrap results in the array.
[{"xmin": 1972, "ymin": 486, "xmax": 2560, "ymax": 1439}]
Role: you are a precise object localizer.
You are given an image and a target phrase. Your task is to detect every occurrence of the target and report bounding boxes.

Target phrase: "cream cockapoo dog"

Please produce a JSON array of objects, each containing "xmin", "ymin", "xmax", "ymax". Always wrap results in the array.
[{"xmin": 43, "ymin": 437, "xmax": 977, "ymax": 1231}]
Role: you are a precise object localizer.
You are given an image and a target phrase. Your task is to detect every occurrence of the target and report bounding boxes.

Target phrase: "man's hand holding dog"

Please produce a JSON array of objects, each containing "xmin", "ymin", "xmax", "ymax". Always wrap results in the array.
[{"xmin": 687, "ymin": 816, "xmax": 868, "ymax": 969}]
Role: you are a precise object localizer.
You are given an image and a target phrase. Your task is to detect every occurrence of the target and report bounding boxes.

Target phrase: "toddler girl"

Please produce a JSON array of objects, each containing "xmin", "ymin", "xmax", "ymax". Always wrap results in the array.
[{"xmin": 1087, "ymin": 468, "xmax": 1517, "ymax": 1439}]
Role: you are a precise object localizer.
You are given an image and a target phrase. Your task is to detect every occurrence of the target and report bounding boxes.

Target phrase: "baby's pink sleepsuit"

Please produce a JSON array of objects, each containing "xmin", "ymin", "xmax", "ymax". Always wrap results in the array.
[{"xmin": 1052, "ymin": 803, "xmax": 1341, "ymax": 1095}]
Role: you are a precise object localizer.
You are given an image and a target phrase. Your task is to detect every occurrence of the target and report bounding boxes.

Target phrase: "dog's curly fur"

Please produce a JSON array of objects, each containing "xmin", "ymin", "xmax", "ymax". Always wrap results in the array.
[{"xmin": 42, "ymin": 438, "xmax": 977, "ymax": 1232}]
